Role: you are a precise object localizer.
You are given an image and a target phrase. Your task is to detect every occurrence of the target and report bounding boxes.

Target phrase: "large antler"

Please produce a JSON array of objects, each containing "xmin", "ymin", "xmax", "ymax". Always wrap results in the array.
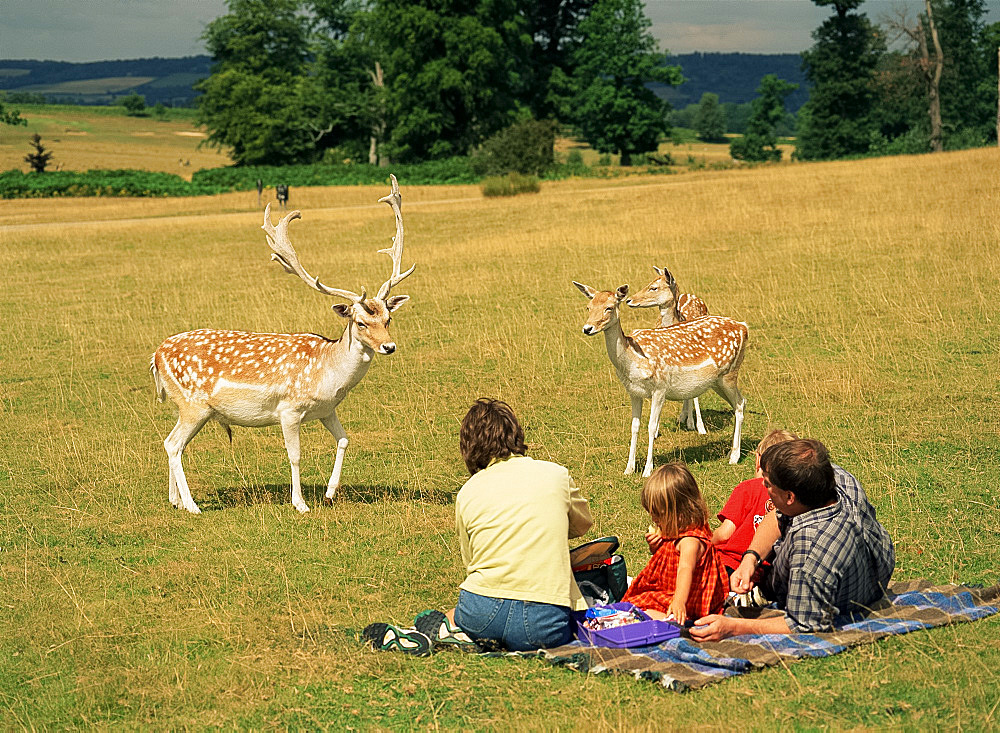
[
  {"xmin": 262, "ymin": 204, "xmax": 364, "ymax": 303},
  {"xmin": 376, "ymin": 174, "xmax": 415, "ymax": 300}
]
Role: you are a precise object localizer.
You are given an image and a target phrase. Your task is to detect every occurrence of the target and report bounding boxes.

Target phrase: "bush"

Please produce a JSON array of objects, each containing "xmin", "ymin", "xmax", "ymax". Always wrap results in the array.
[
  {"xmin": 120, "ymin": 93, "xmax": 146, "ymax": 116},
  {"xmin": 470, "ymin": 119, "xmax": 557, "ymax": 176},
  {"xmin": 192, "ymin": 157, "xmax": 479, "ymax": 189},
  {"xmin": 0, "ymin": 169, "xmax": 226, "ymax": 198},
  {"xmin": 481, "ymin": 172, "xmax": 540, "ymax": 197}
]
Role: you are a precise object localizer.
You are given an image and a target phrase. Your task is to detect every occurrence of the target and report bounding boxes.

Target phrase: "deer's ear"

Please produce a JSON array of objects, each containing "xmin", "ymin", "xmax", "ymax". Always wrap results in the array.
[
  {"xmin": 573, "ymin": 281, "xmax": 596, "ymax": 299},
  {"xmin": 331, "ymin": 303, "xmax": 352, "ymax": 319},
  {"xmin": 653, "ymin": 266, "xmax": 664, "ymax": 276},
  {"xmin": 385, "ymin": 294, "xmax": 409, "ymax": 312},
  {"xmin": 615, "ymin": 284, "xmax": 629, "ymax": 301}
]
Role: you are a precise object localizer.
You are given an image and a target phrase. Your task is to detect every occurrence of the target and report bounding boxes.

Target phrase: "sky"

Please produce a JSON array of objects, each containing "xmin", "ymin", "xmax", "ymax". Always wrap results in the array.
[{"xmin": 2, "ymin": 0, "xmax": 999, "ymax": 63}]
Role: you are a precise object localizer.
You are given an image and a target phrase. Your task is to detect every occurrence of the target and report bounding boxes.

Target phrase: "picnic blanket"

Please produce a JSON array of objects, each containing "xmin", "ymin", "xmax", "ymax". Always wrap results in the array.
[{"xmin": 535, "ymin": 580, "xmax": 1000, "ymax": 691}]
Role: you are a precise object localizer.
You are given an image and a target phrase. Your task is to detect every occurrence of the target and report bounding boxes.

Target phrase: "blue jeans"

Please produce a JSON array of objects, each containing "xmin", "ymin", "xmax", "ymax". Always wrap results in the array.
[{"xmin": 453, "ymin": 590, "xmax": 573, "ymax": 652}]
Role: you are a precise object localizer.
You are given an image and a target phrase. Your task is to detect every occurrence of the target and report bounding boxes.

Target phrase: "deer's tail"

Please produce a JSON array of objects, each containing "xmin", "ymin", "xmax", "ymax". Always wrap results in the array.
[{"xmin": 150, "ymin": 355, "xmax": 167, "ymax": 403}]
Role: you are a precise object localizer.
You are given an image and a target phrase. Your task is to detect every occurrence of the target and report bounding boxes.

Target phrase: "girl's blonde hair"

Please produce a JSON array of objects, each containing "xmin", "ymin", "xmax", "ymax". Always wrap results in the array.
[{"xmin": 641, "ymin": 463, "xmax": 709, "ymax": 538}]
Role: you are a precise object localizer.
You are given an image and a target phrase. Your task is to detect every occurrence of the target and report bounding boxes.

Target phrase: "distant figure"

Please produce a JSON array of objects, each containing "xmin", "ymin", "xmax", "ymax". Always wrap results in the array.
[
  {"xmin": 256, "ymin": 178, "xmax": 264, "ymax": 208},
  {"xmin": 276, "ymin": 184, "xmax": 289, "ymax": 209}
]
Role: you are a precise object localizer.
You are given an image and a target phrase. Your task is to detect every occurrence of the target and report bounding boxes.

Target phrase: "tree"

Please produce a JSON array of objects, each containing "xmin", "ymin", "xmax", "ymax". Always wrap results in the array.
[
  {"xmin": 796, "ymin": 0, "xmax": 885, "ymax": 160},
  {"xmin": 1, "ymin": 99, "xmax": 27, "ymax": 128},
  {"xmin": 571, "ymin": 0, "xmax": 682, "ymax": 165},
  {"xmin": 25, "ymin": 134, "xmax": 54, "ymax": 173},
  {"xmin": 358, "ymin": 1, "xmax": 528, "ymax": 162},
  {"xmin": 730, "ymin": 75, "xmax": 798, "ymax": 161},
  {"xmin": 932, "ymin": 0, "xmax": 992, "ymax": 146},
  {"xmin": 195, "ymin": 0, "xmax": 336, "ymax": 165},
  {"xmin": 520, "ymin": 0, "xmax": 599, "ymax": 119},
  {"xmin": 883, "ymin": 1, "xmax": 944, "ymax": 151},
  {"xmin": 120, "ymin": 93, "xmax": 146, "ymax": 116},
  {"xmin": 693, "ymin": 92, "xmax": 726, "ymax": 142}
]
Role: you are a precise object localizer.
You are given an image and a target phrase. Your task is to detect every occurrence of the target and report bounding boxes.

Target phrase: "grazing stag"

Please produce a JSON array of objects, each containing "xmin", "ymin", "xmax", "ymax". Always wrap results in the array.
[
  {"xmin": 627, "ymin": 266, "xmax": 709, "ymax": 433},
  {"xmin": 151, "ymin": 175, "xmax": 413, "ymax": 514},
  {"xmin": 573, "ymin": 282, "xmax": 747, "ymax": 475}
]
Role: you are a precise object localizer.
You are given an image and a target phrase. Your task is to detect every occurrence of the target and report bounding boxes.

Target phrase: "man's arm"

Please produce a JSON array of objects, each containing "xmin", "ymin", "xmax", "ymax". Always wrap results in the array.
[
  {"xmin": 730, "ymin": 510, "xmax": 780, "ymax": 593},
  {"xmin": 689, "ymin": 613, "xmax": 791, "ymax": 642}
]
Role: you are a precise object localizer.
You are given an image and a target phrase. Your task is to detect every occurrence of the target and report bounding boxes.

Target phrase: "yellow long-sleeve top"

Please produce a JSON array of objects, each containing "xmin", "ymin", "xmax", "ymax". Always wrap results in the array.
[{"xmin": 456, "ymin": 455, "xmax": 593, "ymax": 611}]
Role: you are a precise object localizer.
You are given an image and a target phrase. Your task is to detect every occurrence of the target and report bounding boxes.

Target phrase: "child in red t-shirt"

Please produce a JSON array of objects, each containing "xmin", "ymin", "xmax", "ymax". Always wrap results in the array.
[
  {"xmin": 712, "ymin": 429, "xmax": 798, "ymax": 574},
  {"xmin": 622, "ymin": 463, "xmax": 729, "ymax": 625}
]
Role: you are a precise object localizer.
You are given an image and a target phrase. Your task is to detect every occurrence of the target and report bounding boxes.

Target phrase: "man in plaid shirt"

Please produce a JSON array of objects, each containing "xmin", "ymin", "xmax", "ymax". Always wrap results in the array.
[{"xmin": 691, "ymin": 439, "xmax": 895, "ymax": 641}]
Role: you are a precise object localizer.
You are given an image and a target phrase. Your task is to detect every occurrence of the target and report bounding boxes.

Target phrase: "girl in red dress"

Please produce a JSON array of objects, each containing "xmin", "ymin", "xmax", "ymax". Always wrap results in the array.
[{"xmin": 622, "ymin": 463, "xmax": 728, "ymax": 625}]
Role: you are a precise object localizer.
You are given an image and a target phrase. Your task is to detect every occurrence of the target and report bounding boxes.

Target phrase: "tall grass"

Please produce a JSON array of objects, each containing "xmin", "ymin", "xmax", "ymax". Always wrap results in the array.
[{"xmin": 1, "ymin": 148, "xmax": 998, "ymax": 728}]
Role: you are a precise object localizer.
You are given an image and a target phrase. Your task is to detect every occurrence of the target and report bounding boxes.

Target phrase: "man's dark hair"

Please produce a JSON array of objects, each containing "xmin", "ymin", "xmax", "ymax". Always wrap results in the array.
[
  {"xmin": 759, "ymin": 438, "xmax": 836, "ymax": 509},
  {"xmin": 459, "ymin": 398, "xmax": 527, "ymax": 475}
]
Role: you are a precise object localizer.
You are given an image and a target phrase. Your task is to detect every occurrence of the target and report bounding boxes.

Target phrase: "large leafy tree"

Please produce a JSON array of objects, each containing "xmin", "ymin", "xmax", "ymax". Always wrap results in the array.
[
  {"xmin": 730, "ymin": 75, "xmax": 797, "ymax": 161},
  {"xmin": 196, "ymin": 0, "xmax": 351, "ymax": 165},
  {"xmin": 932, "ymin": 0, "xmax": 991, "ymax": 145},
  {"xmin": 352, "ymin": 0, "xmax": 528, "ymax": 162},
  {"xmin": 571, "ymin": 0, "xmax": 682, "ymax": 165},
  {"xmin": 520, "ymin": 0, "xmax": 599, "ymax": 119},
  {"xmin": 796, "ymin": 0, "xmax": 885, "ymax": 160}
]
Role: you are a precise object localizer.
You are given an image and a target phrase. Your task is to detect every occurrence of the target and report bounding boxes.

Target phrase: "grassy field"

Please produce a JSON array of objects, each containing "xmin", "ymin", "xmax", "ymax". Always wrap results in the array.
[
  {"xmin": 0, "ymin": 104, "xmax": 230, "ymax": 179},
  {"xmin": 2, "ymin": 143, "xmax": 999, "ymax": 729}
]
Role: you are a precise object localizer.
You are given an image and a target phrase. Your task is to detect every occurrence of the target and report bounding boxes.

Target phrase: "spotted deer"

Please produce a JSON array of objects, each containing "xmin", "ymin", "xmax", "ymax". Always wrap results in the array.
[
  {"xmin": 573, "ymin": 282, "xmax": 747, "ymax": 475},
  {"xmin": 627, "ymin": 266, "xmax": 710, "ymax": 433},
  {"xmin": 151, "ymin": 175, "xmax": 414, "ymax": 514}
]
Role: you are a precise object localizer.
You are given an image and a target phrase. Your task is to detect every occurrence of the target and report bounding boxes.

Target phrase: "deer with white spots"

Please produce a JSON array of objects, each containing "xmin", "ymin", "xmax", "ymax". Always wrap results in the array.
[
  {"xmin": 573, "ymin": 282, "xmax": 747, "ymax": 475},
  {"xmin": 151, "ymin": 175, "xmax": 413, "ymax": 514},
  {"xmin": 627, "ymin": 266, "xmax": 710, "ymax": 433}
]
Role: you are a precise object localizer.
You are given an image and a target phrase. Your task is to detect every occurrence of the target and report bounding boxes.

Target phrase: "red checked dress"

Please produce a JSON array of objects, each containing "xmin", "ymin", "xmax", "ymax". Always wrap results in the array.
[{"xmin": 621, "ymin": 524, "xmax": 728, "ymax": 618}]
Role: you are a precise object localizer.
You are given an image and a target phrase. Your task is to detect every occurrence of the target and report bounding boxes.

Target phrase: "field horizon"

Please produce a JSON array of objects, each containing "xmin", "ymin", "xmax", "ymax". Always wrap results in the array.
[{"xmin": 2, "ymin": 144, "xmax": 999, "ymax": 728}]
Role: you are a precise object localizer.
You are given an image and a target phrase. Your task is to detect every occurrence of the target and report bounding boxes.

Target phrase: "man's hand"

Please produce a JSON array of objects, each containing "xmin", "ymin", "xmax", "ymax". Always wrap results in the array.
[
  {"xmin": 689, "ymin": 614, "xmax": 736, "ymax": 642},
  {"xmin": 730, "ymin": 555, "xmax": 757, "ymax": 593}
]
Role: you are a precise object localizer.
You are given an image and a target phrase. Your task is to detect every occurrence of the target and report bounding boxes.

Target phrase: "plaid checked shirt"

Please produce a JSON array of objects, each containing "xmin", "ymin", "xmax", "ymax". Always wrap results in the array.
[{"xmin": 769, "ymin": 465, "xmax": 895, "ymax": 633}]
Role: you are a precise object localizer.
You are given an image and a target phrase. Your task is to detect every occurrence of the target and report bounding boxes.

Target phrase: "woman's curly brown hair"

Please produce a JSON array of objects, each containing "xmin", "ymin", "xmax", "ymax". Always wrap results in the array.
[{"xmin": 459, "ymin": 398, "xmax": 527, "ymax": 475}]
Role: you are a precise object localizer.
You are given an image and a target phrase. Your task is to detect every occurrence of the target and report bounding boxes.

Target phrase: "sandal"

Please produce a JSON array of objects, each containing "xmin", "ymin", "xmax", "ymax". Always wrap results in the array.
[
  {"xmin": 362, "ymin": 623, "xmax": 432, "ymax": 657},
  {"xmin": 414, "ymin": 610, "xmax": 482, "ymax": 652}
]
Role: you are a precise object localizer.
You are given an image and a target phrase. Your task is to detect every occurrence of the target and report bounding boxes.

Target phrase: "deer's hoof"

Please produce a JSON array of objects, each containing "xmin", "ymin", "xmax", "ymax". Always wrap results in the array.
[
  {"xmin": 294, "ymin": 503, "xmax": 310, "ymax": 514},
  {"xmin": 322, "ymin": 496, "xmax": 334, "ymax": 507}
]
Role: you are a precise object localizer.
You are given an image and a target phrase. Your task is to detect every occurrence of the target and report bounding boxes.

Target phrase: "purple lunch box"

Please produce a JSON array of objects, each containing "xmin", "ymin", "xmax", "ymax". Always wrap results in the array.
[{"xmin": 574, "ymin": 602, "xmax": 682, "ymax": 648}]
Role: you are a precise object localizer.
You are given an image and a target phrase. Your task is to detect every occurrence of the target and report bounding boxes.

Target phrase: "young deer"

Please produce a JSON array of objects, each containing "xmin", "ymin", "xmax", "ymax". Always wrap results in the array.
[
  {"xmin": 627, "ymin": 266, "xmax": 710, "ymax": 433},
  {"xmin": 573, "ymin": 282, "xmax": 747, "ymax": 475},
  {"xmin": 151, "ymin": 176, "xmax": 414, "ymax": 514}
]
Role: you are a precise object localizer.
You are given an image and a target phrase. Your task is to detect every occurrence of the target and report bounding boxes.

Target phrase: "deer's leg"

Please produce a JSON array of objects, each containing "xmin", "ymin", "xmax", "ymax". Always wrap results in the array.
[
  {"xmin": 279, "ymin": 414, "xmax": 309, "ymax": 513},
  {"xmin": 644, "ymin": 392, "xmax": 668, "ymax": 477},
  {"xmin": 320, "ymin": 412, "xmax": 348, "ymax": 504},
  {"xmin": 678, "ymin": 399, "xmax": 690, "ymax": 429},
  {"xmin": 164, "ymin": 410, "xmax": 211, "ymax": 515},
  {"xmin": 625, "ymin": 395, "xmax": 642, "ymax": 475},
  {"xmin": 692, "ymin": 397, "xmax": 706, "ymax": 434},
  {"xmin": 712, "ymin": 376, "xmax": 745, "ymax": 464}
]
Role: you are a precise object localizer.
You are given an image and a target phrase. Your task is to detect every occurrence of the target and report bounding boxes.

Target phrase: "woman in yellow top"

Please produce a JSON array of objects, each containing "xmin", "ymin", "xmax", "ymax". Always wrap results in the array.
[{"xmin": 364, "ymin": 398, "xmax": 592, "ymax": 655}]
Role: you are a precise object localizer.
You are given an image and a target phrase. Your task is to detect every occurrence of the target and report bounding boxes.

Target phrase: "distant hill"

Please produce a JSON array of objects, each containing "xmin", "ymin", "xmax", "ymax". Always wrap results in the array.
[
  {"xmin": 0, "ymin": 56, "xmax": 211, "ymax": 106},
  {"xmin": 657, "ymin": 52, "xmax": 809, "ymax": 112},
  {"xmin": 0, "ymin": 52, "xmax": 808, "ymax": 112}
]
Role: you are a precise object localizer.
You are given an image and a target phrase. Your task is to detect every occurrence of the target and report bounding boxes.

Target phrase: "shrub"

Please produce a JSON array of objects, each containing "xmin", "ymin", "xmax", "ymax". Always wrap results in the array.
[
  {"xmin": 120, "ymin": 93, "xmax": 146, "ymax": 116},
  {"xmin": 481, "ymin": 172, "xmax": 540, "ymax": 197},
  {"xmin": 471, "ymin": 119, "xmax": 557, "ymax": 176}
]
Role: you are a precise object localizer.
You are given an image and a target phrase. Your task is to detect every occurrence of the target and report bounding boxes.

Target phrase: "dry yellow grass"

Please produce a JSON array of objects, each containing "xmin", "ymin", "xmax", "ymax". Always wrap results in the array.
[
  {"xmin": 2, "ymin": 145, "xmax": 998, "ymax": 728},
  {"xmin": 0, "ymin": 105, "xmax": 230, "ymax": 178}
]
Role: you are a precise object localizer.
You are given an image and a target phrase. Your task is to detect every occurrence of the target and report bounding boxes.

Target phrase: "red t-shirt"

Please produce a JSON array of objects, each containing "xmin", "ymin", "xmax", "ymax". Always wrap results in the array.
[{"xmin": 714, "ymin": 477, "xmax": 775, "ymax": 571}]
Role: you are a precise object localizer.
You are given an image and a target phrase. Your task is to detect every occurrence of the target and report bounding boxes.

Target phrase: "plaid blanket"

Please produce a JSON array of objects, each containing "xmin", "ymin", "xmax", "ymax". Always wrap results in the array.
[{"xmin": 536, "ymin": 580, "xmax": 1000, "ymax": 691}]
